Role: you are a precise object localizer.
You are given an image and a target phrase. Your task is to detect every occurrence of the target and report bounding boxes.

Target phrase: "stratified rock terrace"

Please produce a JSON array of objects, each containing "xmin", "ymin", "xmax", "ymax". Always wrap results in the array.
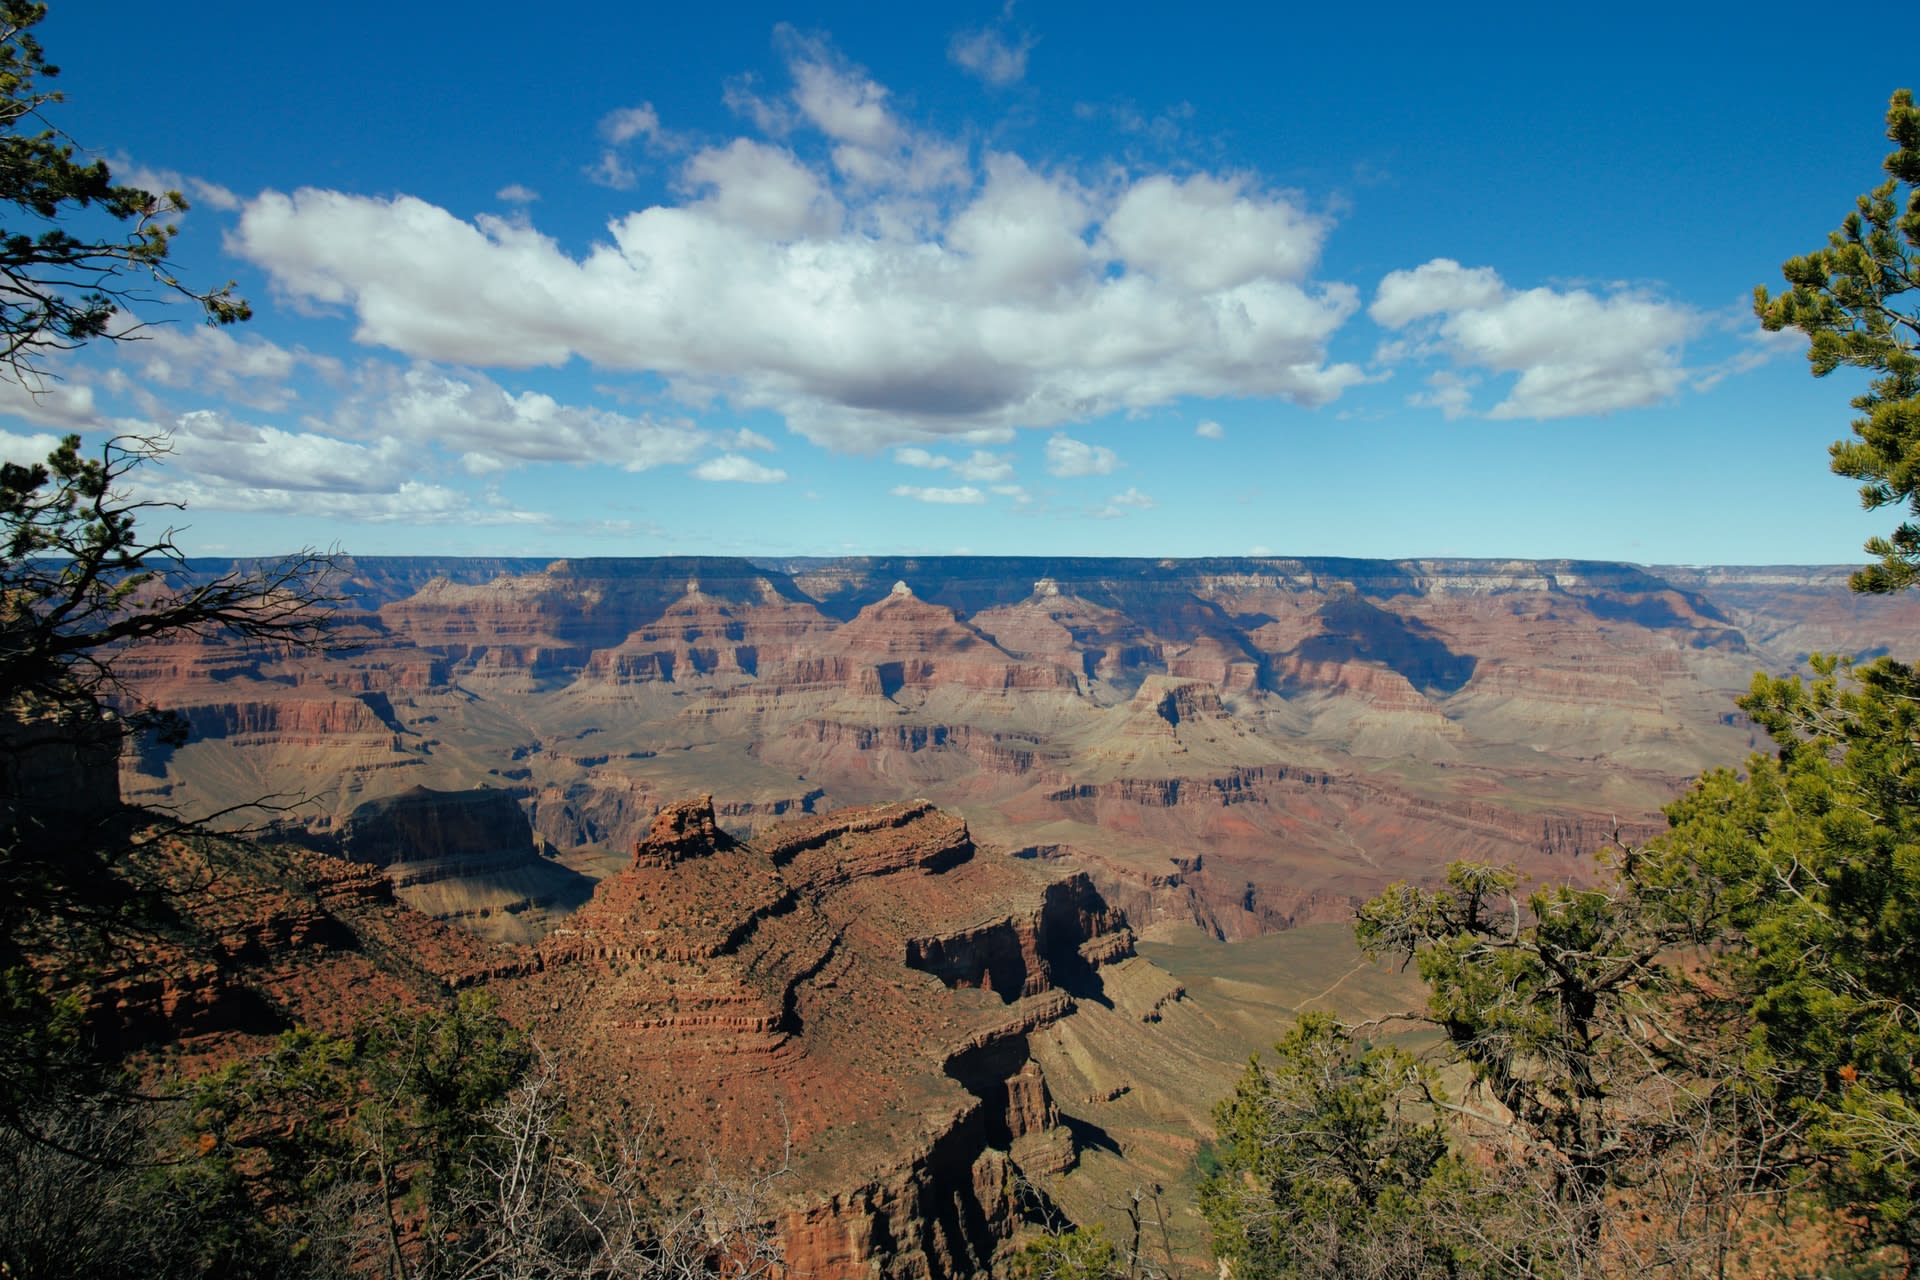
[{"xmin": 491, "ymin": 795, "xmax": 1128, "ymax": 1279}]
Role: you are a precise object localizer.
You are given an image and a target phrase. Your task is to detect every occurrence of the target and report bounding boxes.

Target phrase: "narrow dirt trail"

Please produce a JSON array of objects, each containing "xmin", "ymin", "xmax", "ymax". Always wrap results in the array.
[{"xmin": 1296, "ymin": 959, "xmax": 1373, "ymax": 1011}]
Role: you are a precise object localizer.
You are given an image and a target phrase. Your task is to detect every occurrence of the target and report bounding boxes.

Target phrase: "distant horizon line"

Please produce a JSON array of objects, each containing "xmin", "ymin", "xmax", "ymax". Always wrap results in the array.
[{"xmin": 168, "ymin": 551, "xmax": 1870, "ymax": 573}]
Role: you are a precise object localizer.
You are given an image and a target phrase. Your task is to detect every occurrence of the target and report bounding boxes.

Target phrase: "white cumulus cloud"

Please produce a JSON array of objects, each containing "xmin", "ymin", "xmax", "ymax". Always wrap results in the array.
[
  {"xmin": 1369, "ymin": 259, "xmax": 1506, "ymax": 328},
  {"xmin": 949, "ymin": 26, "xmax": 1034, "ymax": 87},
  {"xmin": 231, "ymin": 35, "xmax": 1365, "ymax": 452},
  {"xmin": 130, "ymin": 326, "xmax": 339, "ymax": 412},
  {"xmin": 0, "ymin": 377, "xmax": 101, "ymax": 430},
  {"xmin": 682, "ymin": 138, "xmax": 842, "ymax": 239},
  {"xmin": 345, "ymin": 364, "xmax": 715, "ymax": 474},
  {"xmin": 1104, "ymin": 173, "xmax": 1326, "ymax": 292},
  {"xmin": 601, "ymin": 103, "xmax": 663, "ymax": 146},
  {"xmin": 109, "ymin": 156, "xmax": 240, "ymax": 214},
  {"xmin": 0, "ymin": 429, "xmax": 65, "ymax": 466},
  {"xmin": 894, "ymin": 446, "xmax": 1013, "ymax": 482},
  {"xmin": 1195, "ymin": 419, "xmax": 1224, "ymax": 439},
  {"xmin": 729, "ymin": 427, "xmax": 778, "ymax": 451},
  {"xmin": 148, "ymin": 474, "xmax": 546, "ymax": 526},
  {"xmin": 586, "ymin": 151, "xmax": 637, "ymax": 190},
  {"xmin": 1410, "ymin": 371, "xmax": 1479, "ymax": 420},
  {"xmin": 954, "ymin": 450, "xmax": 1014, "ymax": 482},
  {"xmin": 164, "ymin": 409, "xmax": 408, "ymax": 493},
  {"xmin": 1094, "ymin": 486, "xmax": 1156, "ymax": 518},
  {"xmin": 1371, "ymin": 259, "xmax": 1698, "ymax": 419}
]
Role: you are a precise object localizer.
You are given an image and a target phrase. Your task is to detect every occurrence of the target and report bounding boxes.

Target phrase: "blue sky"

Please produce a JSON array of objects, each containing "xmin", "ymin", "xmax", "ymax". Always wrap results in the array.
[{"xmin": 0, "ymin": 1, "xmax": 1910, "ymax": 563}]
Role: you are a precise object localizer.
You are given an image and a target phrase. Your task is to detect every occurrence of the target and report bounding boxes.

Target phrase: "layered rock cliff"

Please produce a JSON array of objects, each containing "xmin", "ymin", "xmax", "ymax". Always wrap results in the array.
[{"xmin": 114, "ymin": 555, "xmax": 1916, "ymax": 948}]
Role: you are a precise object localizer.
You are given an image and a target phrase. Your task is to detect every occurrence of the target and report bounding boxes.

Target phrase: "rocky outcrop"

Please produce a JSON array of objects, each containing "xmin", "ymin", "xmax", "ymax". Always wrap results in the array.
[
  {"xmin": 1078, "ymin": 851, "xmax": 1359, "ymax": 939},
  {"xmin": 819, "ymin": 587, "xmax": 1082, "ymax": 696},
  {"xmin": 1045, "ymin": 764, "xmax": 1664, "ymax": 867},
  {"xmin": 632, "ymin": 794, "xmax": 734, "ymax": 866},
  {"xmin": 25, "ymin": 824, "xmax": 516, "ymax": 1057},
  {"xmin": 493, "ymin": 798, "xmax": 1119, "ymax": 1278},
  {"xmin": 177, "ymin": 695, "xmax": 403, "ymax": 744},
  {"xmin": 790, "ymin": 720, "xmax": 1045, "ymax": 775},
  {"xmin": 1655, "ymin": 564, "xmax": 1920, "ymax": 656},
  {"xmin": 757, "ymin": 799, "xmax": 975, "ymax": 882},
  {"xmin": 575, "ymin": 581, "xmax": 838, "ymax": 689},
  {"xmin": 779, "ymin": 1132, "xmax": 1021, "ymax": 1280},
  {"xmin": 1145, "ymin": 680, "xmax": 1232, "ymax": 727},
  {"xmin": 339, "ymin": 785, "xmax": 533, "ymax": 868},
  {"xmin": 969, "ymin": 584, "xmax": 1160, "ymax": 684}
]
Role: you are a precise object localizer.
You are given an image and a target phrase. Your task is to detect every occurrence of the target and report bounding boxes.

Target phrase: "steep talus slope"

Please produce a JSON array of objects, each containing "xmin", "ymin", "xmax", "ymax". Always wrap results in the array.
[{"xmin": 25, "ymin": 817, "xmax": 527, "ymax": 1066}]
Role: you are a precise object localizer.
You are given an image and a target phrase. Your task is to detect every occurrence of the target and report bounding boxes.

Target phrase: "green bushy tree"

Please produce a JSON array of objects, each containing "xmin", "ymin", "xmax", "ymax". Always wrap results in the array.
[
  {"xmin": 1755, "ymin": 89, "xmax": 1920, "ymax": 593},
  {"xmin": 180, "ymin": 995, "xmax": 535, "ymax": 1278},
  {"xmin": 1735, "ymin": 82, "xmax": 1920, "ymax": 1260},
  {"xmin": 1658, "ymin": 657, "xmax": 1920, "ymax": 1259},
  {"xmin": 1350, "ymin": 851, "xmax": 1809, "ymax": 1278},
  {"xmin": 1197, "ymin": 1013, "xmax": 1472, "ymax": 1279},
  {"xmin": 1011, "ymin": 1224, "xmax": 1129, "ymax": 1280}
]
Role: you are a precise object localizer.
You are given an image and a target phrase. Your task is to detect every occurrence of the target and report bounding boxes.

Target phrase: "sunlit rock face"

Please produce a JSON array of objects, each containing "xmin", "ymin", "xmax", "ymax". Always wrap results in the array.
[{"xmin": 56, "ymin": 795, "xmax": 1137, "ymax": 1278}]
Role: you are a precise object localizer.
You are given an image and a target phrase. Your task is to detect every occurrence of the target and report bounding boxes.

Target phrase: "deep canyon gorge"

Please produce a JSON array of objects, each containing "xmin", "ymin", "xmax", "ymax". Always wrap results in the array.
[{"xmin": 79, "ymin": 554, "xmax": 1920, "ymax": 1275}]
